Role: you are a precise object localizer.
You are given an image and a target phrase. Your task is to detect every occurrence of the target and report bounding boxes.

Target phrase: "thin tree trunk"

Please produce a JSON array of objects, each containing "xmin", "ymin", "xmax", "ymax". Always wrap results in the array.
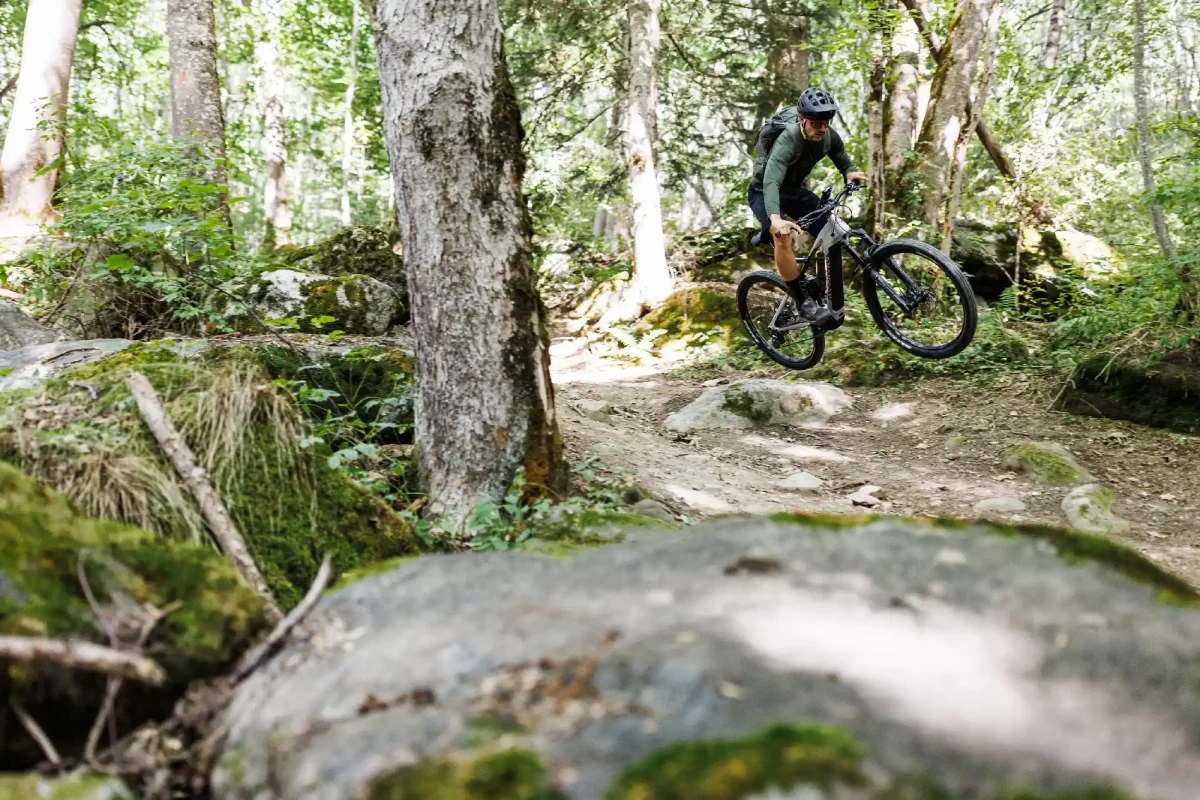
[
  {"xmin": 340, "ymin": 0, "xmax": 360, "ymax": 228},
  {"xmin": 867, "ymin": 15, "xmax": 888, "ymax": 234},
  {"xmin": 1043, "ymin": 0, "xmax": 1066, "ymax": 68},
  {"xmin": 1132, "ymin": 0, "xmax": 1177, "ymax": 261},
  {"xmin": 941, "ymin": 1, "xmax": 1000, "ymax": 253},
  {"xmin": 912, "ymin": 0, "xmax": 998, "ymax": 230},
  {"xmin": 625, "ymin": 0, "xmax": 672, "ymax": 307},
  {"xmin": 258, "ymin": 4, "xmax": 291, "ymax": 250},
  {"xmin": 0, "ymin": 0, "xmax": 83, "ymax": 229},
  {"xmin": 374, "ymin": 0, "xmax": 567, "ymax": 520},
  {"xmin": 167, "ymin": 0, "xmax": 228, "ymax": 190}
]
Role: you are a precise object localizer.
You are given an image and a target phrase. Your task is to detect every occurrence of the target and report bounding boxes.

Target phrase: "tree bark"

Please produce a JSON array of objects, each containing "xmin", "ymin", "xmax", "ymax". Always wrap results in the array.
[
  {"xmin": 867, "ymin": 15, "xmax": 888, "ymax": 234},
  {"xmin": 1132, "ymin": 0, "xmax": 1177, "ymax": 260},
  {"xmin": 257, "ymin": 4, "xmax": 291, "ymax": 250},
  {"xmin": 625, "ymin": 0, "xmax": 673, "ymax": 307},
  {"xmin": 1043, "ymin": 0, "xmax": 1066, "ymax": 69},
  {"xmin": 0, "ymin": 0, "xmax": 82, "ymax": 228},
  {"xmin": 340, "ymin": 0, "xmax": 360, "ymax": 228},
  {"xmin": 167, "ymin": 0, "xmax": 228, "ymax": 190},
  {"xmin": 912, "ymin": 0, "xmax": 998, "ymax": 229},
  {"xmin": 374, "ymin": 0, "xmax": 567, "ymax": 520},
  {"xmin": 767, "ymin": 16, "xmax": 809, "ymax": 99},
  {"xmin": 941, "ymin": 1, "xmax": 1000, "ymax": 253}
]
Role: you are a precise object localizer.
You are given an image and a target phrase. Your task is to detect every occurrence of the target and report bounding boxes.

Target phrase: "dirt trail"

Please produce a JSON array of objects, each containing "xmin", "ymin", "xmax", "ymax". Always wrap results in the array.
[{"xmin": 551, "ymin": 352, "xmax": 1200, "ymax": 586}]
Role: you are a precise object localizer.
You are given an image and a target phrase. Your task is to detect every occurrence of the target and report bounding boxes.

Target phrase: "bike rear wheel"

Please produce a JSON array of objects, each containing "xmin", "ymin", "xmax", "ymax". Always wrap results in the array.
[
  {"xmin": 737, "ymin": 270, "xmax": 825, "ymax": 370},
  {"xmin": 863, "ymin": 239, "xmax": 977, "ymax": 359}
]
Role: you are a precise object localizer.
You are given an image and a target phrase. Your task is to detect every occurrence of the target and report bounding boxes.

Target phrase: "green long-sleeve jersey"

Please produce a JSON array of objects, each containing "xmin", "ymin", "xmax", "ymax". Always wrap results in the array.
[{"xmin": 752, "ymin": 126, "xmax": 856, "ymax": 216}]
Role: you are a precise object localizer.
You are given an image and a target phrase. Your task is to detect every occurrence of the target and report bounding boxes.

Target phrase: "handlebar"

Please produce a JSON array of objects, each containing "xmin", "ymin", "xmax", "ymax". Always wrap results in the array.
[{"xmin": 795, "ymin": 182, "xmax": 861, "ymax": 229}]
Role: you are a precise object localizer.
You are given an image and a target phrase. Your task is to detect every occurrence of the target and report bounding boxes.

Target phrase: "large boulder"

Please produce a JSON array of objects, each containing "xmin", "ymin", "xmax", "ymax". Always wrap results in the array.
[
  {"xmin": 219, "ymin": 269, "xmax": 405, "ymax": 335},
  {"xmin": 665, "ymin": 380, "xmax": 851, "ymax": 433},
  {"xmin": 950, "ymin": 219, "xmax": 1122, "ymax": 307},
  {"xmin": 0, "ymin": 774, "xmax": 134, "ymax": 799},
  {"xmin": 0, "ymin": 338, "xmax": 133, "ymax": 390},
  {"xmin": 0, "ymin": 462, "xmax": 267, "ymax": 768},
  {"xmin": 0, "ymin": 340, "xmax": 422, "ymax": 609},
  {"xmin": 0, "ymin": 298, "xmax": 61, "ymax": 351},
  {"xmin": 213, "ymin": 515, "xmax": 1200, "ymax": 800},
  {"xmin": 1056, "ymin": 347, "xmax": 1200, "ymax": 434},
  {"xmin": 281, "ymin": 226, "xmax": 405, "ymax": 298},
  {"xmin": 1001, "ymin": 441, "xmax": 1093, "ymax": 485}
]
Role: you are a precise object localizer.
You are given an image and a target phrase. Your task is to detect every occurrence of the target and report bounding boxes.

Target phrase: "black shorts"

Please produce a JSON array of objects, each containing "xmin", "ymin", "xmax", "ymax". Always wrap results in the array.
[{"xmin": 747, "ymin": 186, "xmax": 828, "ymax": 240}]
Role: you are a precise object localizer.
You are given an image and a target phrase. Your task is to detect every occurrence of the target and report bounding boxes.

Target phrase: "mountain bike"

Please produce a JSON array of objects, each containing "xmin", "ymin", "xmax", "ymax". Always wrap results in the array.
[{"xmin": 736, "ymin": 183, "xmax": 977, "ymax": 370}]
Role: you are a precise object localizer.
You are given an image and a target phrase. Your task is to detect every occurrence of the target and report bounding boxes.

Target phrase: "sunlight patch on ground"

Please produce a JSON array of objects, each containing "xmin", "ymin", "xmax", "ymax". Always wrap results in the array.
[
  {"xmin": 665, "ymin": 485, "xmax": 733, "ymax": 511},
  {"xmin": 870, "ymin": 401, "xmax": 917, "ymax": 421},
  {"xmin": 741, "ymin": 434, "xmax": 854, "ymax": 463}
]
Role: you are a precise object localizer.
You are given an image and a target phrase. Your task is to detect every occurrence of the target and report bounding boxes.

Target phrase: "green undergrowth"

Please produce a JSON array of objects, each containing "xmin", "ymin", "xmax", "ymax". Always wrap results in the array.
[
  {"xmin": 0, "ymin": 462, "xmax": 265, "ymax": 768},
  {"xmin": 768, "ymin": 511, "xmax": 1200, "ymax": 605},
  {"xmin": 367, "ymin": 748, "xmax": 567, "ymax": 800},
  {"xmin": 0, "ymin": 773, "xmax": 135, "ymax": 800},
  {"xmin": 1001, "ymin": 442, "xmax": 1089, "ymax": 485},
  {"xmin": 0, "ymin": 341, "xmax": 422, "ymax": 608}
]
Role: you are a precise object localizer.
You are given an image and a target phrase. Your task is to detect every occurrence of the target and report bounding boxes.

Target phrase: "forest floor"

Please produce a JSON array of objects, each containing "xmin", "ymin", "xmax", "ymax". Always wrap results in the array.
[{"xmin": 550, "ymin": 340, "xmax": 1200, "ymax": 586}]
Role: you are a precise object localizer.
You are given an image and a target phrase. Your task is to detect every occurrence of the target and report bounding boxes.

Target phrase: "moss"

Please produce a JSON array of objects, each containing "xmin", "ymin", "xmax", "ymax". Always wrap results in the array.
[
  {"xmin": 531, "ymin": 509, "xmax": 670, "ymax": 553},
  {"xmin": 281, "ymin": 225, "xmax": 403, "ymax": 287},
  {"xmin": 367, "ymin": 749, "xmax": 567, "ymax": 800},
  {"xmin": 0, "ymin": 463, "xmax": 265, "ymax": 768},
  {"xmin": 997, "ymin": 787, "xmax": 1140, "ymax": 800},
  {"xmin": 638, "ymin": 288, "xmax": 741, "ymax": 350},
  {"xmin": 0, "ymin": 774, "xmax": 135, "ymax": 800},
  {"xmin": 767, "ymin": 511, "xmax": 885, "ymax": 529},
  {"xmin": 330, "ymin": 553, "xmax": 424, "ymax": 591},
  {"xmin": 694, "ymin": 250, "xmax": 773, "ymax": 283},
  {"xmin": 1001, "ymin": 443, "xmax": 1088, "ymax": 485},
  {"xmin": 605, "ymin": 722, "xmax": 866, "ymax": 800},
  {"xmin": 721, "ymin": 385, "xmax": 773, "ymax": 423}
]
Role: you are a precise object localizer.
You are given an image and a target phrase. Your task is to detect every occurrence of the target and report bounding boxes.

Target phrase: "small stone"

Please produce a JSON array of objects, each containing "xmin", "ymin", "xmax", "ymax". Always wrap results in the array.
[
  {"xmin": 847, "ymin": 485, "xmax": 883, "ymax": 507},
  {"xmin": 631, "ymin": 498, "xmax": 675, "ymax": 523},
  {"xmin": 1002, "ymin": 441, "xmax": 1093, "ymax": 485},
  {"xmin": 1062, "ymin": 484, "xmax": 1131, "ymax": 535},
  {"xmin": 575, "ymin": 398, "xmax": 613, "ymax": 422},
  {"xmin": 972, "ymin": 496, "xmax": 1027, "ymax": 515},
  {"xmin": 775, "ymin": 471, "xmax": 825, "ymax": 492}
]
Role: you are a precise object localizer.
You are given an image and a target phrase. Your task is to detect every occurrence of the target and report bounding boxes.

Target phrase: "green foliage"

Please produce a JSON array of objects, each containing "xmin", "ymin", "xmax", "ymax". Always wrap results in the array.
[{"xmin": 368, "ymin": 749, "xmax": 567, "ymax": 800}]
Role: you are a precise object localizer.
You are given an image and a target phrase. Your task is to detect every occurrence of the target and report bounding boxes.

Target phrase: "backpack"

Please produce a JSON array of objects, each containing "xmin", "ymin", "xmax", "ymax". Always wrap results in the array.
[{"xmin": 752, "ymin": 107, "xmax": 831, "ymax": 185}]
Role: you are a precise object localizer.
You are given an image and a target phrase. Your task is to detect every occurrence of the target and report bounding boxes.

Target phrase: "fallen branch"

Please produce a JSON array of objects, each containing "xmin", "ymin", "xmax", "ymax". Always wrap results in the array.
[
  {"xmin": 9, "ymin": 700, "xmax": 61, "ymax": 766},
  {"xmin": 0, "ymin": 635, "xmax": 165, "ymax": 685},
  {"xmin": 126, "ymin": 372, "xmax": 282, "ymax": 624},
  {"xmin": 234, "ymin": 554, "xmax": 332, "ymax": 684}
]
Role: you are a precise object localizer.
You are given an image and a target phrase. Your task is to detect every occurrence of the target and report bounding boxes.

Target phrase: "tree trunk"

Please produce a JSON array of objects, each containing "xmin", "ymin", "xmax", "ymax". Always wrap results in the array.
[
  {"xmin": 1132, "ymin": 0, "xmax": 1177, "ymax": 261},
  {"xmin": 625, "ymin": 0, "xmax": 673, "ymax": 307},
  {"xmin": 257, "ymin": 7, "xmax": 291, "ymax": 250},
  {"xmin": 912, "ymin": 0, "xmax": 998, "ymax": 230},
  {"xmin": 1042, "ymin": 0, "xmax": 1066, "ymax": 69},
  {"xmin": 941, "ymin": 1, "xmax": 1000, "ymax": 253},
  {"xmin": 867, "ymin": 16, "xmax": 888, "ymax": 234},
  {"xmin": 768, "ymin": 16, "xmax": 809, "ymax": 99},
  {"xmin": 0, "ymin": 0, "xmax": 83, "ymax": 229},
  {"xmin": 167, "ymin": 0, "xmax": 228, "ymax": 189},
  {"xmin": 373, "ymin": 0, "xmax": 567, "ymax": 520},
  {"xmin": 883, "ymin": 15, "xmax": 921, "ymax": 222},
  {"xmin": 340, "ymin": 0, "xmax": 360, "ymax": 228}
]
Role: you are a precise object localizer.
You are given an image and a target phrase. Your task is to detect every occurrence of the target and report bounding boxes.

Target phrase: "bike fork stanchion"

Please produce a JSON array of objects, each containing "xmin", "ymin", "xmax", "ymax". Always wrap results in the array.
[{"xmin": 825, "ymin": 245, "xmax": 845, "ymax": 330}]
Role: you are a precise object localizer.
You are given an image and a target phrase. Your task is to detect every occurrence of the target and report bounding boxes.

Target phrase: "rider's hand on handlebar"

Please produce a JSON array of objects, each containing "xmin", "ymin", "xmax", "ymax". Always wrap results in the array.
[
  {"xmin": 770, "ymin": 214, "xmax": 801, "ymax": 239},
  {"xmin": 846, "ymin": 171, "xmax": 868, "ymax": 189}
]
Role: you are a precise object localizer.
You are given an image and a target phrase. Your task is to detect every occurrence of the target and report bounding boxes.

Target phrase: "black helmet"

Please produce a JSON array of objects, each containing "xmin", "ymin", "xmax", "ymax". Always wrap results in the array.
[{"xmin": 798, "ymin": 87, "xmax": 838, "ymax": 119}]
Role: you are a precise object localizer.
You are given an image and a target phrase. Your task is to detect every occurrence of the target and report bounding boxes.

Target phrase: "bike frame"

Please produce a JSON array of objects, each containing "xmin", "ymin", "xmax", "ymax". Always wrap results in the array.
[{"xmin": 769, "ymin": 185, "xmax": 926, "ymax": 334}]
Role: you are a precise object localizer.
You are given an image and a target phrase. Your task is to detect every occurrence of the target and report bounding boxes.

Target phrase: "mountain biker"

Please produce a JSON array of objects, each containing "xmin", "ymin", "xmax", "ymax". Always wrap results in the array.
[{"xmin": 748, "ymin": 87, "xmax": 867, "ymax": 324}]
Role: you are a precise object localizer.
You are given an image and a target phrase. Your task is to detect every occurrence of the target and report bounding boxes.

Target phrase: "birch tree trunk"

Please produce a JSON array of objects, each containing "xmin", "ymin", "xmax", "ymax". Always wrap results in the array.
[
  {"xmin": 340, "ymin": 0, "xmax": 360, "ymax": 228},
  {"xmin": 1043, "ymin": 0, "xmax": 1066, "ymax": 68},
  {"xmin": 625, "ymin": 0, "xmax": 673, "ymax": 307},
  {"xmin": 257, "ymin": 5, "xmax": 291, "ymax": 250},
  {"xmin": 867, "ymin": 17, "xmax": 888, "ymax": 234},
  {"xmin": 373, "ymin": 0, "xmax": 566, "ymax": 520},
  {"xmin": 911, "ymin": 0, "xmax": 998, "ymax": 230},
  {"xmin": 167, "ymin": 0, "xmax": 228, "ymax": 189},
  {"xmin": 0, "ymin": 0, "xmax": 82, "ymax": 230},
  {"xmin": 1132, "ymin": 0, "xmax": 1176, "ymax": 260},
  {"xmin": 883, "ymin": 15, "xmax": 921, "ymax": 221}
]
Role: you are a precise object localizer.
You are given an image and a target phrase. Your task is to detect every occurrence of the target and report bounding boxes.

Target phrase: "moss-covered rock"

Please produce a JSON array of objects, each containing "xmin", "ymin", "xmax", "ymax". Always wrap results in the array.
[
  {"xmin": 636, "ymin": 287, "xmax": 741, "ymax": 353},
  {"xmin": 281, "ymin": 226, "xmax": 405, "ymax": 294},
  {"xmin": 606, "ymin": 723, "xmax": 866, "ymax": 800},
  {"xmin": 0, "ymin": 462, "xmax": 266, "ymax": 768},
  {"xmin": 528, "ymin": 508, "xmax": 671, "ymax": 555},
  {"xmin": 218, "ymin": 269, "xmax": 405, "ymax": 335},
  {"xmin": 1001, "ymin": 441, "xmax": 1093, "ymax": 485},
  {"xmin": 0, "ymin": 341, "xmax": 422, "ymax": 611},
  {"xmin": 1056, "ymin": 347, "xmax": 1200, "ymax": 434},
  {"xmin": 368, "ymin": 749, "xmax": 567, "ymax": 800},
  {"xmin": 0, "ymin": 773, "xmax": 135, "ymax": 800}
]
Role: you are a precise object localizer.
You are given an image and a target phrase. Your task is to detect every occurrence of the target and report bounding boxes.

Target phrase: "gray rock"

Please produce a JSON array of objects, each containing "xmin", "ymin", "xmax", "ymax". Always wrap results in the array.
[
  {"xmin": 214, "ymin": 517, "xmax": 1200, "ymax": 800},
  {"xmin": 221, "ymin": 269, "xmax": 403, "ymax": 336},
  {"xmin": 0, "ymin": 339, "xmax": 131, "ymax": 391},
  {"xmin": 664, "ymin": 379, "xmax": 851, "ymax": 433},
  {"xmin": 0, "ymin": 772, "xmax": 134, "ymax": 799},
  {"xmin": 776, "ymin": 471, "xmax": 824, "ymax": 492},
  {"xmin": 1001, "ymin": 441, "xmax": 1093, "ymax": 485},
  {"xmin": 1062, "ymin": 484, "xmax": 1132, "ymax": 535},
  {"xmin": 575, "ymin": 398, "xmax": 613, "ymax": 422},
  {"xmin": 630, "ymin": 498, "xmax": 675, "ymax": 523},
  {"xmin": 847, "ymin": 485, "xmax": 883, "ymax": 506},
  {"xmin": 0, "ymin": 298, "xmax": 60, "ymax": 351},
  {"xmin": 972, "ymin": 496, "xmax": 1027, "ymax": 515}
]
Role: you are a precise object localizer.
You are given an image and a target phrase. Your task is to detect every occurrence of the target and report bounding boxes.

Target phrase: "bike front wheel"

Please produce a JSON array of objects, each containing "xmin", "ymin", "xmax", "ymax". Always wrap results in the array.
[
  {"xmin": 737, "ymin": 270, "xmax": 825, "ymax": 370},
  {"xmin": 863, "ymin": 239, "xmax": 977, "ymax": 359}
]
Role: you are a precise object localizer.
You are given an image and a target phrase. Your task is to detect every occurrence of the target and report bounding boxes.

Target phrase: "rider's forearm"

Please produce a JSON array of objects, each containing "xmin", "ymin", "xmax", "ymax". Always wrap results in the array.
[{"xmin": 764, "ymin": 181, "xmax": 782, "ymax": 217}]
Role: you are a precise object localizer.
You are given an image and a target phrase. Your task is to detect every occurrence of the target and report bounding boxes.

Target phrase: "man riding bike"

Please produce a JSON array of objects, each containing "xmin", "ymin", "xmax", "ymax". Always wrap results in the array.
[{"xmin": 748, "ymin": 87, "xmax": 867, "ymax": 324}]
